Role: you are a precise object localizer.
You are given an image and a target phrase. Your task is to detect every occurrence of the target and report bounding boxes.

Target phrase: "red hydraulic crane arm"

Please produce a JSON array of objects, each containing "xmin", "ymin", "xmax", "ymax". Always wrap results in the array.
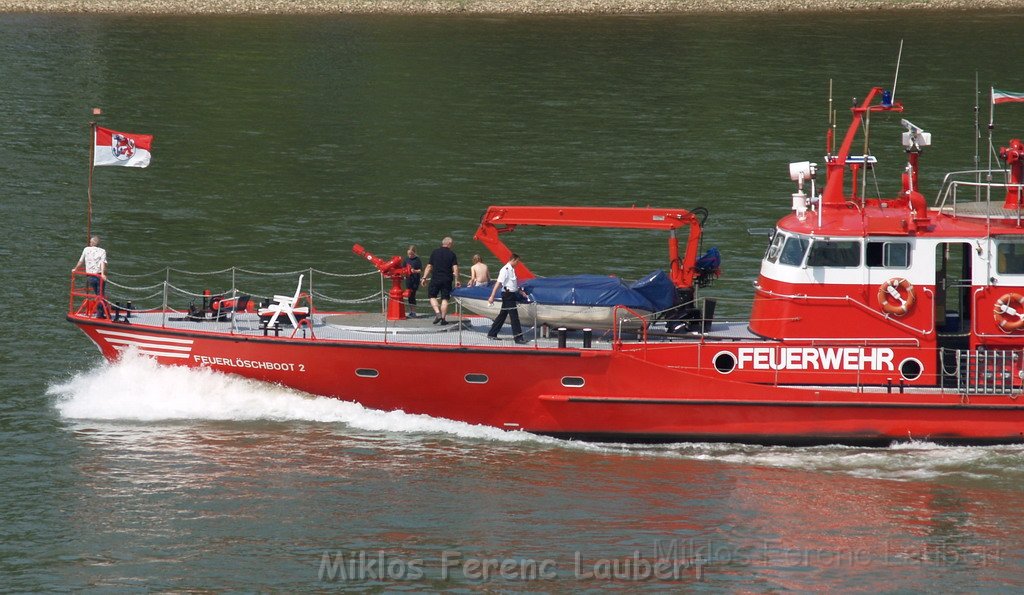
[
  {"xmin": 472, "ymin": 205, "xmax": 703, "ymax": 288},
  {"xmin": 822, "ymin": 87, "xmax": 904, "ymax": 205}
]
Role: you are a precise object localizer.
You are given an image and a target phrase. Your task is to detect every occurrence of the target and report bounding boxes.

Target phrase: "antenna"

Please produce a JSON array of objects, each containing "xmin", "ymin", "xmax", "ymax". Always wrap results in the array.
[
  {"xmin": 827, "ymin": 79, "xmax": 834, "ymax": 155},
  {"xmin": 891, "ymin": 39, "xmax": 904, "ymax": 104},
  {"xmin": 975, "ymin": 72, "xmax": 981, "ymax": 200}
]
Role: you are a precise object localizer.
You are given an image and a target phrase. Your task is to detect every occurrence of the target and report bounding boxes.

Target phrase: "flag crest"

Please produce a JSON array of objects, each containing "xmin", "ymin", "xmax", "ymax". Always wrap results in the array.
[{"xmin": 93, "ymin": 126, "xmax": 153, "ymax": 168}]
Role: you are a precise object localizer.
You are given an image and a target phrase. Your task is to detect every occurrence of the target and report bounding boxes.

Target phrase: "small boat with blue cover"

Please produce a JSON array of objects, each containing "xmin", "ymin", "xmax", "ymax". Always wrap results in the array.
[{"xmin": 452, "ymin": 270, "xmax": 680, "ymax": 331}]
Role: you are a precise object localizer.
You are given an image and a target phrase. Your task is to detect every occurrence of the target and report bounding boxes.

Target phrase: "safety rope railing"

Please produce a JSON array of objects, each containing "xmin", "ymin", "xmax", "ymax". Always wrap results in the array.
[
  {"xmin": 310, "ymin": 290, "xmax": 384, "ymax": 305},
  {"xmin": 77, "ymin": 266, "xmax": 806, "ymax": 341},
  {"xmin": 70, "ymin": 265, "xmax": 386, "ymax": 332}
]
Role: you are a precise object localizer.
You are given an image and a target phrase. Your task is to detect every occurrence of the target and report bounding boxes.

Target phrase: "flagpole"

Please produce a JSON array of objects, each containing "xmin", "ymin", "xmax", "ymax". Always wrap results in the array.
[
  {"xmin": 87, "ymin": 120, "xmax": 95, "ymax": 243},
  {"xmin": 87, "ymin": 107, "xmax": 102, "ymax": 243}
]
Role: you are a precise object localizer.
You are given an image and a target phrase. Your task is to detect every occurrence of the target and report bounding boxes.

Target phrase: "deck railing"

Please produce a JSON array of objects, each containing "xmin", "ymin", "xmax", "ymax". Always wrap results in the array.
[
  {"xmin": 934, "ymin": 168, "xmax": 1024, "ymax": 223},
  {"xmin": 69, "ymin": 266, "xmax": 551, "ymax": 347},
  {"xmin": 68, "ymin": 266, "xmax": 381, "ymax": 334},
  {"xmin": 611, "ymin": 305, "xmax": 650, "ymax": 350}
]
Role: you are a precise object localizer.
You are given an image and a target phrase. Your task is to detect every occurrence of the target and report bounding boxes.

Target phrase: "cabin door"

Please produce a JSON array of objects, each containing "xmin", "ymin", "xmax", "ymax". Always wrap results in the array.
[{"xmin": 935, "ymin": 242, "xmax": 973, "ymax": 338}]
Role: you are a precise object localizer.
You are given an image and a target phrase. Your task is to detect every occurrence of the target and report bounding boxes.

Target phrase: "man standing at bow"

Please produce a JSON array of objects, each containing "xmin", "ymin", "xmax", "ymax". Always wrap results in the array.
[
  {"xmin": 487, "ymin": 253, "xmax": 528, "ymax": 344},
  {"xmin": 73, "ymin": 235, "xmax": 108, "ymax": 318}
]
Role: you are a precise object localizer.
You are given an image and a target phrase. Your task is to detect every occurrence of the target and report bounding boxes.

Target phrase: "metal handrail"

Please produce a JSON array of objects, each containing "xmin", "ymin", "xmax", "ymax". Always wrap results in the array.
[
  {"xmin": 69, "ymin": 270, "xmax": 108, "ymax": 317},
  {"xmin": 947, "ymin": 347, "xmax": 1024, "ymax": 396},
  {"xmin": 934, "ymin": 168, "xmax": 1022, "ymax": 217},
  {"xmin": 753, "ymin": 284, "xmax": 935, "ymax": 337},
  {"xmin": 611, "ymin": 305, "xmax": 649, "ymax": 349}
]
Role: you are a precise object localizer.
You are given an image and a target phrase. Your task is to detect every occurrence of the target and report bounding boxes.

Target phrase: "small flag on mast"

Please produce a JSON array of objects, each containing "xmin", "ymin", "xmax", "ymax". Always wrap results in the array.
[
  {"xmin": 992, "ymin": 89, "xmax": 1024, "ymax": 104},
  {"xmin": 93, "ymin": 125, "xmax": 153, "ymax": 168}
]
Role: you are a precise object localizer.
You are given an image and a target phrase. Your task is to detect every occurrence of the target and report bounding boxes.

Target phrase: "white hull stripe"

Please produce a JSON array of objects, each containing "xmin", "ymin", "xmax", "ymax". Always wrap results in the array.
[
  {"xmin": 112, "ymin": 345, "xmax": 191, "ymax": 359},
  {"xmin": 99, "ymin": 329, "xmax": 195, "ymax": 360},
  {"xmin": 104, "ymin": 338, "xmax": 193, "ymax": 352},
  {"xmin": 97, "ymin": 329, "xmax": 194, "ymax": 345}
]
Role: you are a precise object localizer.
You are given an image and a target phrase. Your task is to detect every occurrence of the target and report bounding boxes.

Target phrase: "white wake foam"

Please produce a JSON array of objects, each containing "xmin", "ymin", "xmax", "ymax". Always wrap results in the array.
[{"xmin": 48, "ymin": 350, "xmax": 546, "ymax": 443}]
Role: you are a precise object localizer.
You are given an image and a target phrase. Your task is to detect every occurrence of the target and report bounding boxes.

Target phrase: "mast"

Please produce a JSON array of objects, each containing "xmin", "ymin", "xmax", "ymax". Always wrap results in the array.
[
  {"xmin": 826, "ymin": 79, "xmax": 834, "ymax": 157},
  {"xmin": 890, "ymin": 39, "xmax": 903, "ymax": 104},
  {"xmin": 86, "ymin": 107, "xmax": 101, "ymax": 243},
  {"xmin": 87, "ymin": 120, "xmax": 95, "ymax": 243},
  {"xmin": 823, "ymin": 87, "xmax": 887, "ymax": 205}
]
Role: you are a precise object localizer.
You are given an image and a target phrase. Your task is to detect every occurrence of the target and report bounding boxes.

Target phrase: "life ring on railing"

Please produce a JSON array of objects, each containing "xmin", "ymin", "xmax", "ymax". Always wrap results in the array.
[
  {"xmin": 877, "ymin": 278, "xmax": 915, "ymax": 316},
  {"xmin": 994, "ymin": 292, "xmax": 1024, "ymax": 332}
]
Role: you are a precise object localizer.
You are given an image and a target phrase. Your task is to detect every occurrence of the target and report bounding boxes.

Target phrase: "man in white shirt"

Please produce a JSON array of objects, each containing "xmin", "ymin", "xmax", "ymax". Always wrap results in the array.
[
  {"xmin": 486, "ymin": 253, "xmax": 527, "ymax": 344},
  {"xmin": 73, "ymin": 236, "xmax": 108, "ymax": 318}
]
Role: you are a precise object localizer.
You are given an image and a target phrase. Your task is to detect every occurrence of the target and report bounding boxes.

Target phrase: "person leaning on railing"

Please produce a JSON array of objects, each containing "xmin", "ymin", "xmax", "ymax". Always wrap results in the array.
[{"xmin": 73, "ymin": 235, "xmax": 108, "ymax": 318}]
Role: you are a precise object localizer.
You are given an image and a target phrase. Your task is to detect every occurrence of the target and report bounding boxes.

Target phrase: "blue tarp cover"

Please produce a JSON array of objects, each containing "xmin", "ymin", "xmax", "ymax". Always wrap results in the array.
[
  {"xmin": 629, "ymin": 270, "xmax": 678, "ymax": 312},
  {"xmin": 452, "ymin": 270, "xmax": 677, "ymax": 311}
]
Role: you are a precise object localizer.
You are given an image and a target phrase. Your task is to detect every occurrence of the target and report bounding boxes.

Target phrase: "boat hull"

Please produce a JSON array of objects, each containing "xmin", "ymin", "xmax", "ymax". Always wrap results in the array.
[{"xmin": 71, "ymin": 317, "xmax": 1024, "ymax": 446}]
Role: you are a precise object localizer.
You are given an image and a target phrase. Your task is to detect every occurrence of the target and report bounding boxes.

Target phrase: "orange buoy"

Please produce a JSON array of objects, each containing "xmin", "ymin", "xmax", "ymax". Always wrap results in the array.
[
  {"xmin": 994, "ymin": 292, "xmax": 1024, "ymax": 332},
  {"xmin": 877, "ymin": 278, "xmax": 915, "ymax": 316}
]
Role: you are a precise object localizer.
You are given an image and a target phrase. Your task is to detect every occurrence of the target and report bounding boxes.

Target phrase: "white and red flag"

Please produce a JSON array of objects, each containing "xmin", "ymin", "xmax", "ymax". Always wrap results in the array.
[
  {"xmin": 93, "ymin": 125, "xmax": 153, "ymax": 168},
  {"xmin": 993, "ymin": 89, "xmax": 1024, "ymax": 105}
]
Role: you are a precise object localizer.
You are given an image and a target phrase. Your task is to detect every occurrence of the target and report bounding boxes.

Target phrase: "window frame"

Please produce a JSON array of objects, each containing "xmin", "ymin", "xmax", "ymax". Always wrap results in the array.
[
  {"xmin": 806, "ymin": 239, "xmax": 862, "ymax": 268},
  {"xmin": 764, "ymin": 229, "xmax": 784, "ymax": 263},
  {"xmin": 778, "ymin": 234, "xmax": 810, "ymax": 267},
  {"xmin": 866, "ymin": 240, "xmax": 911, "ymax": 269},
  {"xmin": 997, "ymin": 240, "xmax": 1024, "ymax": 275}
]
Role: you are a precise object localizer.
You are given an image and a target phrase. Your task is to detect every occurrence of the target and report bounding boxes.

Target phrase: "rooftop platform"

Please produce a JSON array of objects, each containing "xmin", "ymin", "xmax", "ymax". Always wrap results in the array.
[{"xmin": 938, "ymin": 201, "xmax": 1024, "ymax": 219}]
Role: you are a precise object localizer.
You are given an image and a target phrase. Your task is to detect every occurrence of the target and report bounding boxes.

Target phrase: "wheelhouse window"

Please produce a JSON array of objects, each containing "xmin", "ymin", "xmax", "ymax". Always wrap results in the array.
[
  {"xmin": 997, "ymin": 241, "xmax": 1024, "ymax": 275},
  {"xmin": 778, "ymin": 235, "xmax": 810, "ymax": 267},
  {"xmin": 867, "ymin": 241, "xmax": 910, "ymax": 268},
  {"xmin": 765, "ymin": 230, "xmax": 784, "ymax": 263},
  {"xmin": 807, "ymin": 240, "xmax": 861, "ymax": 267}
]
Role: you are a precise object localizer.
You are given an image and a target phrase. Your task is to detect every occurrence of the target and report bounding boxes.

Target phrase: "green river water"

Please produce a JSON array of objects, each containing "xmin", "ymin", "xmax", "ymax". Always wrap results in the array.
[{"xmin": 3, "ymin": 10, "xmax": 1024, "ymax": 590}]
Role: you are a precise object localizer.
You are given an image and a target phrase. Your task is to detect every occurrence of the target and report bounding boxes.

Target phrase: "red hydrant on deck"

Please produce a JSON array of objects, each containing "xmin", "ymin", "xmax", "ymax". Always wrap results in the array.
[
  {"xmin": 352, "ymin": 244, "xmax": 413, "ymax": 321},
  {"xmin": 1000, "ymin": 138, "xmax": 1024, "ymax": 209}
]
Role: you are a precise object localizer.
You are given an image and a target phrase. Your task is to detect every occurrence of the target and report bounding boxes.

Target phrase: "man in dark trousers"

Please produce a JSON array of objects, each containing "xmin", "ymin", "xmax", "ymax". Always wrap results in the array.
[
  {"xmin": 421, "ymin": 236, "xmax": 459, "ymax": 325},
  {"xmin": 487, "ymin": 253, "xmax": 528, "ymax": 344}
]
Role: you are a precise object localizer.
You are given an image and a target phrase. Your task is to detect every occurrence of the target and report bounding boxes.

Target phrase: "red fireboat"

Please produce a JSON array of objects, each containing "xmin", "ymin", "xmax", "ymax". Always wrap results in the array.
[{"xmin": 68, "ymin": 85, "xmax": 1024, "ymax": 445}]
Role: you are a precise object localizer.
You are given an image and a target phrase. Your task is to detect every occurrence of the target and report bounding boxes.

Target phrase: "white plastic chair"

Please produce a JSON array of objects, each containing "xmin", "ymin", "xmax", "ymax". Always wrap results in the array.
[{"xmin": 261, "ymin": 274, "xmax": 308, "ymax": 328}]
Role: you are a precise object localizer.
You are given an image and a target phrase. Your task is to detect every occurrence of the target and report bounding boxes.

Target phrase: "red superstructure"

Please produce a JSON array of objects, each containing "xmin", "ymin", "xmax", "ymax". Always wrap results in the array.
[{"xmin": 68, "ymin": 86, "xmax": 1024, "ymax": 445}]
